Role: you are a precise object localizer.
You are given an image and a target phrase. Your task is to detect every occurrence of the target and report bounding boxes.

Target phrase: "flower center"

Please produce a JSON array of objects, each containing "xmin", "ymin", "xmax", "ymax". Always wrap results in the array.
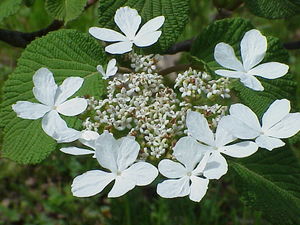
[
  {"xmin": 52, "ymin": 106, "xmax": 58, "ymax": 110},
  {"xmin": 116, "ymin": 171, "xmax": 122, "ymax": 176},
  {"xmin": 187, "ymin": 171, "xmax": 192, "ymax": 177}
]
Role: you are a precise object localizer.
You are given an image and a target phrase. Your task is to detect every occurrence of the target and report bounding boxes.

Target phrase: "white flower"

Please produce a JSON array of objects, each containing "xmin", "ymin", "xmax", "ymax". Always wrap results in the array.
[
  {"xmin": 186, "ymin": 111, "xmax": 258, "ymax": 160},
  {"xmin": 221, "ymin": 99, "xmax": 300, "ymax": 151},
  {"xmin": 97, "ymin": 59, "xmax": 118, "ymax": 80},
  {"xmin": 89, "ymin": 6, "xmax": 165, "ymax": 54},
  {"xmin": 157, "ymin": 137, "xmax": 227, "ymax": 202},
  {"xmin": 60, "ymin": 130, "xmax": 100, "ymax": 157},
  {"xmin": 12, "ymin": 68, "xmax": 87, "ymax": 142},
  {"xmin": 214, "ymin": 29, "xmax": 289, "ymax": 91},
  {"xmin": 71, "ymin": 132, "xmax": 158, "ymax": 198}
]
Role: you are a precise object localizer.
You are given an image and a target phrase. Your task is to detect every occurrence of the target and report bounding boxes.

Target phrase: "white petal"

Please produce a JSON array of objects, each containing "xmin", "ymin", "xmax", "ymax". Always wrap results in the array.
[
  {"xmin": 214, "ymin": 43, "xmax": 244, "ymax": 71},
  {"xmin": 79, "ymin": 130, "xmax": 99, "ymax": 149},
  {"xmin": 89, "ymin": 27, "xmax": 127, "ymax": 42},
  {"xmin": 189, "ymin": 176, "xmax": 209, "ymax": 202},
  {"xmin": 12, "ymin": 101, "xmax": 50, "ymax": 119},
  {"xmin": 249, "ymin": 62, "xmax": 289, "ymax": 79},
  {"xmin": 95, "ymin": 131, "xmax": 118, "ymax": 173},
  {"xmin": 106, "ymin": 58, "xmax": 118, "ymax": 78},
  {"xmin": 240, "ymin": 74, "xmax": 264, "ymax": 91},
  {"xmin": 108, "ymin": 175, "xmax": 136, "ymax": 198},
  {"xmin": 81, "ymin": 130, "xmax": 99, "ymax": 141},
  {"xmin": 123, "ymin": 162, "xmax": 158, "ymax": 186},
  {"xmin": 255, "ymin": 135, "xmax": 285, "ymax": 151},
  {"xmin": 134, "ymin": 31, "xmax": 162, "ymax": 47},
  {"xmin": 32, "ymin": 68, "xmax": 57, "ymax": 106},
  {"xmin": 203, "ymin": 152, "xmax": 228, "ymax": 180},
  {"xmin": 60, "ymin": 147, "xmax": 95, "ymax": 156},
  {"xmin": 114, "ymin": 6, "xmax": 141, "ymax": 40},
  {"xmin": 215, "ymin": 118, "xmax": 236, "ymax": 147},
  {"xmin": 157, "ymin": 176, "xmax": 190, "ymax": 199},
  {"xmin": 116, "ymin": 137, "xmax": 140, "ymax": 171},
  {"xmin": 135, "ymin": 16, "xmax": 165, "ymax": 38},
  {"xmin": 266, "ymin": 113, "xmax": 300, "ymax": 138},
  {"xmin": 186, "ymin": 111, "xmax": 215, "ymax": 146},
  {"xmin": 97, "ymin": 65, "xmax": 106, "ymax": 77},
  {"xmin": 240, "ymin": 29, "xmax": 267, "ymax": 71},
  {"xmin": 41, "ymin": 110, "xmax": 81, "ymax": 143},
  {"xmin": 158, "ymin": 159, "xmax": 187, "ymax": 178},
  {"xmin": 262, "ymin": 99, "xmax": 290, "ymax": 132},
  {"xmin": 215, "ymin": 70, "xmax": 244, "ymax": 78},
  {"xmin": 54, "ymin": 77, "xmax": 84, "ymax": 105},
  {"xmin": 173, "ymin": 137, "xmax": 209, "ymax": 172},
  {"xmin": 71, "ymin": 170, "xmax": 115, "ymax": 197},
  {"xmin": 105, "ymin": 41, "xmax": 133, "ymax": 54},
  {"xmin": 56, "ymin": 98, "xmax": 87, "ymax": 116},
  {"xmin": 229, "ymin": 103, "xmax": 261, "ymax": 137},
  {"xmin": 220, "ymin": 116, "xmax": 260, "ymax": 140},
  {"xmin": 192, "ymin": 152, "xmax": 210, "ymax": 176},
  {"xmin": 219, "ymin": 141, "xmax": 258, "ymax": 158}
]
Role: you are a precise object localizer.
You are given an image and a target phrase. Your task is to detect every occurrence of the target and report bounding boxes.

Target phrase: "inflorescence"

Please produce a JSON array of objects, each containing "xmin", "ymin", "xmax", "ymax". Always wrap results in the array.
[{"xmin": 83, "ymin": 54, "xmax": 230, "ymax": 159}]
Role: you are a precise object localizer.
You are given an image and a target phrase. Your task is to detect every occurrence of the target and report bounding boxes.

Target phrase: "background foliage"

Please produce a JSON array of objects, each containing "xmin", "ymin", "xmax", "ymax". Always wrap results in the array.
[{"xmin": 0, "ymin": 0, "xmax": 299, "ymax": 224}]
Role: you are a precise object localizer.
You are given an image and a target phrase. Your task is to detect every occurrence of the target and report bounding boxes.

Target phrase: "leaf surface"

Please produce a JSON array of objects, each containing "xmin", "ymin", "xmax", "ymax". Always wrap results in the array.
[
  {"xmin": 0, "ymin": 0, "xmax": 22, "ymax": 22},
  {"xmin": 45, "ymin": 0, "xmax": 87, "ymax": 22},
  {"xmin": 243, "ymin": 0, "xmax": 300, "ymax": 19}
]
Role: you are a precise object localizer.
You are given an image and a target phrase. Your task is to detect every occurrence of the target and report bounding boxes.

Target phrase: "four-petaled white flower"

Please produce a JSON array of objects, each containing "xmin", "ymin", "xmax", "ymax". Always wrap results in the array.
[
  {"xmin": 157, "ymin": 137, "xmax": 227, "ymax": 202},
  {"xmin": 186, "ymin": 111, "xmax": 258, "ymax": 161},
  {"xmin": 89, "ymin": 6, "xmax": 165, "ymax": 54},
  {"xmin": 12, "ymin": 68, "xmax": 87, "ymax": 142},
  {"xmin": 214, "ymin": 29, "xmax": 289, "ymax": 91},
  {"xmin": 71, "ymin": 131, "xmax": 158, "ymax": 198},
  {"xmin": 60, "ymin": 130, "xmax": 99, "ymax": 157},
  {"xmin": 221, "ymin": 99, "xmax": 300, "ymax": 151},
  {"xmin": 97, "ymin": 59, "xmax": 118, "ymax": 80}
]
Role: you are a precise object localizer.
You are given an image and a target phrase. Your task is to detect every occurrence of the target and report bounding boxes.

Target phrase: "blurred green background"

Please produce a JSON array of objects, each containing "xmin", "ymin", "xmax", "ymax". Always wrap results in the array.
[{"xmin": 0, "ymin": 1, "xmax": 299, "ymax": 224}]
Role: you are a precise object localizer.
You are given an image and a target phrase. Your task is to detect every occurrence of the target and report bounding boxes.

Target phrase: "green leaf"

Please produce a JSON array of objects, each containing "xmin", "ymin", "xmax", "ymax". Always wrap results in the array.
[
  {"xmin": 45, "ymin": 0, "xmax": 87, "ymax": 23},
  {"xmin": 98, "ymin": 0, "xmax": 189, "ymax": 53},
  {"xmin": 0, "ymin": 29, "xmax": 107, "ymax": 164},
  {"xmin": 191, "ymin": 17, "xmax": 297, "ymax": 117},
  {"xmin": 243, "ymin": 0, "xmax": 300, "ymax": 19},
  {"xmin": 0, "ymin": 0, "xmax": 22, "ymax": 22},
  {"xmin": 230, "ymin": 147, "xmax": 300, "ymax": 225}
]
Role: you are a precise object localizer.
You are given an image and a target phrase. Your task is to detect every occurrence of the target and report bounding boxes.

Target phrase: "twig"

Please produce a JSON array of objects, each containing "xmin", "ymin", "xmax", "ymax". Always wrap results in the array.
[
  {"xmin": 118, "ymin": 67, "xmax": 133, "ymax": 74},
  {"xmin": 159, "ymin": 64, "xmax": 203, "ymax": 75},
  {"xmin": 0, "ymin": 20, "xmax": 63, "ymax": 48},
  {"xmin": 164, "ymin": 38, "xmax": 300, "ymax": 55},
  {"xmin": 283, "ymin": 41, "xmax": 300, "ymax": 50},
  {"xmin": 165, "ymin": 38, "xmax": 195, "ymax": 54},
  {"xmin": 0, "ymin": 0, "xmax": 98, "ymax": 48}
]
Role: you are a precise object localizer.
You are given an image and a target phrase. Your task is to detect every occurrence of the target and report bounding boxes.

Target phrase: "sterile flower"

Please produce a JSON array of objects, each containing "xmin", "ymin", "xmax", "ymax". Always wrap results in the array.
[
  {"xmin": 186, "ymin": 111, "xmax": 258, "ymax": 160},
  {"xmin": 157, "ymin": 137, "xmax": 227, "ymax": 202},
  {"xmin": 221, "ymin": 99, "xmax": 300, "ymax": 150},
  {"xmin": 214, "ymin": 29, "xmax": 289, "ymax": 91},
  {"xmin": 89, "ymin": 6, "xmax": 165, "ymax": 54},
  {"xmin": 97, "ymin": 59, "xmax": 118, "ymax": 80},
  {"xmin": 12, "ymin": 68, "xmax": 87, "ymax": 142},
  {"xmin": 60, "ymin": 130, "xmax": 99, "ymax": 157},
  {"xmin": 71, "ymin": 131, "xmax": 158, "ymax": 198}
]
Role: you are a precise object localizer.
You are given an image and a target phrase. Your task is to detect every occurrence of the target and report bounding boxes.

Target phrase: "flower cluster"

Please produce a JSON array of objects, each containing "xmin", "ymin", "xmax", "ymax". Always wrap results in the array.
[
  {"xmin": 12, "ymin": 6, "xmax": 300, "ymax": 203},
  {"xmin": 194, "ymin": 104, "xmax": 228, "ymax": 128},
  {"xmin": 175, "ymin": 68, "xmax": 231, "ymax": 99},
  {"xmin": 129, "ymin": 52, "xmax": 162, "ymax": 73},
  {"xmin": 83, "ymin": 64, "xmax": 188, "ymax": 158}
]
